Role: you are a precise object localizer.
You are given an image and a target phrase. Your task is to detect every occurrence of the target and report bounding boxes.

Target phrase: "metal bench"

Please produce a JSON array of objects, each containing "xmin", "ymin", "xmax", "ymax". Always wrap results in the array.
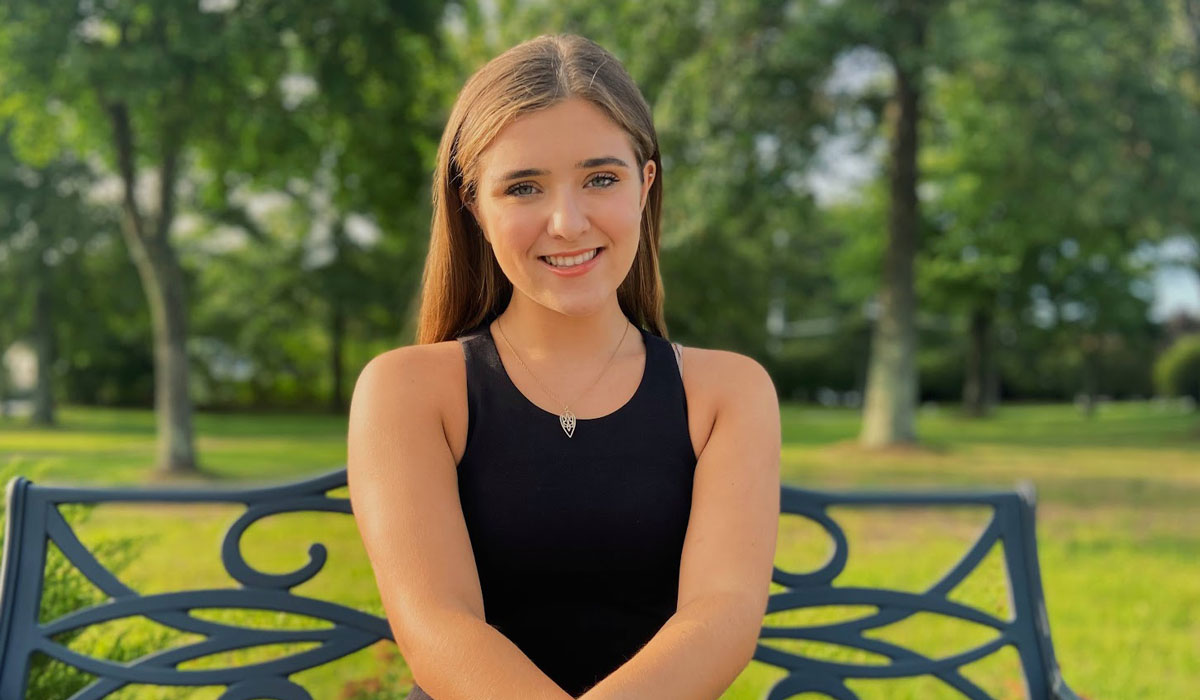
[{"xmin": 0, "ymin": 468, "xmax": 1081, "ymax": 699}]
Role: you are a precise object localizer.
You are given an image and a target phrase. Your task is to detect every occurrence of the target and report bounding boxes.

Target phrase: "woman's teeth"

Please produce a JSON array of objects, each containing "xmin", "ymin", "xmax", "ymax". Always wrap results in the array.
[{"xmin": 542, "ymin": 248, "xmax": 599, "ymax": 267}]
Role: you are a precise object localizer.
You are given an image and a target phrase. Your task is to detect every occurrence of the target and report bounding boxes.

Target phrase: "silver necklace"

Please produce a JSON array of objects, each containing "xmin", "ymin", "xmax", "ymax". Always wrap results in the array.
[{"xmin": 496, "ymin": 318, "xmax": 632, "ymax": 438}]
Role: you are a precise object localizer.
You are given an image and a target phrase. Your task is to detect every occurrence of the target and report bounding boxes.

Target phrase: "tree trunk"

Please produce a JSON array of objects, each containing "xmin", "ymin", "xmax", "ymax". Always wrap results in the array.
[
  {"xmin": 328, "ymin": 217, "xmax": 348, "ymax": 414},
  {"xmin": 108, "ymin": 101, "xmax": 198, "ymax": 474},
  {"xmin": 329, "ymin": 299, "xmax": 346, "ymax": 414},
  {"xmin": 1079, "ymin": 341, "xmax": 1099, "ymax": 419},
  {"xmin": 32, "ymin": 260, "xmax": 56, "ymax": 426},
  {"xmin": 962, "ymin": 307, "xmax": 992, "ymax": 418},
  {"xmin": 147, "ymin": 241, "xmax": 197, "ymax": 471},
  {"xmin": 0, "ymin": 331, "xmax": 8, "ymax": 419},
  {"xmin": 860, "ymin": 45, "xmax": 923, "ymax": 447},
  {"xmin": 984, "ymin": 345, "xmax": 1001, "ymax": 408}
]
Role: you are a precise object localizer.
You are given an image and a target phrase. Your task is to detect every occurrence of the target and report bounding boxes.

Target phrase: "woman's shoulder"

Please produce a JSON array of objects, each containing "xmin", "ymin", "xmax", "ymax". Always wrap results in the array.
[
  {"xmin": 673, "ymin": 344, "xmax": 776, "ymax": 406},
  {"xmin": 358, "ymin": 340, "xmax": 464, "ymax": 380},
  {"xmin": 672, "ymin": 343, "xmax": 770, "ymax": 378},
  {"xmin": 352, "ymin": 340, "xmax": 466, "ymax": 420},
  {"xmin": 350, "ymin": 339, "xmax": 476, "ymax": 468},
  {"xmin": 667, "ymin": 344, "xmax": 776, "ymax": 459}
]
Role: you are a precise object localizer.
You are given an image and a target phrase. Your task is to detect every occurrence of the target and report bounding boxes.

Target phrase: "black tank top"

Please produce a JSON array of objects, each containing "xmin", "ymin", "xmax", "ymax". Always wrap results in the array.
[{"xmin": 407, "ymin": 322, "xmax": 697, "ymax": 699}]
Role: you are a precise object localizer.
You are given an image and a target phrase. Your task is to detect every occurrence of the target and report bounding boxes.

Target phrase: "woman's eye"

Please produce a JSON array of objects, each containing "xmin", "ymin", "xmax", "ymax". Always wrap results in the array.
[
  {"xmin": 588, "ymin": 173, "xmax": 619, "ymax": 188},
  {"xmin": 506, "ymin": 183, "xmax": 538, "ymax": 197}
]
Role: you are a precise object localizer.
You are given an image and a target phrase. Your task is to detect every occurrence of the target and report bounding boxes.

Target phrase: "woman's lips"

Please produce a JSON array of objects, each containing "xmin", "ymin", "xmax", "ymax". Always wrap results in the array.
[{"xmin": 539, "ymin": 247, "xmax": 603, "ymax": 277}]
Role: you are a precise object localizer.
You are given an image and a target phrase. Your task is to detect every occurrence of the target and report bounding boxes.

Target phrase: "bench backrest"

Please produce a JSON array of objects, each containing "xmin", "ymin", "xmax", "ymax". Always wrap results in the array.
[
  {"xmin": 758, "ymin": 485, "xmax": 1074, "ymax": 700},
  {"xmin": 0, "ymin": 468, "xmax": 1074, "ymax": 699}
]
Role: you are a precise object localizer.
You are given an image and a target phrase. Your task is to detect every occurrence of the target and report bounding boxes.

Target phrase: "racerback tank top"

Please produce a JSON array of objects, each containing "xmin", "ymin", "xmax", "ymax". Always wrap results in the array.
[{"xmin": 406, "ymin": 321, "xmax": 697, "ymax": 699}]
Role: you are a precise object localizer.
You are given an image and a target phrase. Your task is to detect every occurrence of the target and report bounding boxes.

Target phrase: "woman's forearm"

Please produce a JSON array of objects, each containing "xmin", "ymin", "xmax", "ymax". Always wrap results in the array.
[
  {"xmin": 579, "ymin": 593, "xmax": 763, "ymax": 700},
  {"xmin": 405, "ymin": 608, "xmax": 574, "ymax": 700}
]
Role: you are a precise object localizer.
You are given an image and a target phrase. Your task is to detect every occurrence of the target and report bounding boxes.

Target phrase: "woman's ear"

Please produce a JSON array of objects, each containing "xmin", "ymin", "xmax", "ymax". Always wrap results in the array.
[{"xmin": 639, "ymin": 160, "xmax": 657, "ymax": 211}]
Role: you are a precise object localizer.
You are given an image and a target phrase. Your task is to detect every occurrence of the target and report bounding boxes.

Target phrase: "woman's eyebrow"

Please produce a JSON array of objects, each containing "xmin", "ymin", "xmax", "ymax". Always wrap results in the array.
[
  {"xmin": 575, "ymin": 156, "xmax": 629, "ymax": 169},
  {"xmin": 497, "ymin": 157, "xmax": 630, "ymax": 183},
  {"xmin": 498, "ymin": 167, "xmax": 548, "ymax": 182}
]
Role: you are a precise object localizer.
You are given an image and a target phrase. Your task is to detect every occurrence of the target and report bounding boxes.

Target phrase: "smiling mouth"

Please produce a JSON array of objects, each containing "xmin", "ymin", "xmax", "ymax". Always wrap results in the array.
[{"xmin": 539, "ymin": 247, "xmax": 603, "ymax": 268}]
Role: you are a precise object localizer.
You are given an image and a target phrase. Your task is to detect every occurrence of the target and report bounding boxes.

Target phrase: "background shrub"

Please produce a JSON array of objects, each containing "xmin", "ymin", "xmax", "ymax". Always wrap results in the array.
[
  {"xmin": 1, "ymin": 462, "xmax": 171, "ymax": 698},
  {"xmin": 1154, "ymin": 334, "xmax": 1200, "ymax": 400}
]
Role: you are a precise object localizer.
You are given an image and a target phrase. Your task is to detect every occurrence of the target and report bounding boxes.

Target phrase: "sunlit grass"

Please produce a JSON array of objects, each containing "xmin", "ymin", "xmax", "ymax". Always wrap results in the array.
[{"xmin": 2, "ymin": 401, "xmax": 1197, "ymax": 698}]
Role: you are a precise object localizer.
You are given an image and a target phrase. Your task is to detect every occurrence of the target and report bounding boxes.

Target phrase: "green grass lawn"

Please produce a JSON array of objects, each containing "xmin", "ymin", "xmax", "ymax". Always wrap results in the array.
[{"xmin": 2, "ymin": 401, "xmax": 1198, "ymax": 699}]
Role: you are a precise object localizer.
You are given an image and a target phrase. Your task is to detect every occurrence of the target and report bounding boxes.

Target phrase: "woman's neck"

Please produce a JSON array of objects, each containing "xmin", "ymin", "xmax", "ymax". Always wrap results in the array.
[{"xmin": 493, "ymin": 293, "xmax": 634, "ymax": 362}]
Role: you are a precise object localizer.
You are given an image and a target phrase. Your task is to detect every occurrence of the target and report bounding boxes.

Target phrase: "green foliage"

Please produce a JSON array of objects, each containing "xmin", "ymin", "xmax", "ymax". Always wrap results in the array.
[
  {"xmin": 183, "ymin": 180, "xmax": 415, "ymax": 410},
  {"xmin": 916, "ymin": 332, "xmax": 966, "ymax": 402},
  {"xmin": 28, "ymin": 517, "xmax": 162, "ymax": 699},
  {"xmin": 0, "ymin": 0, "xmax": 451, "ymax": 432},
  {"xmin": 1, "ymin": 0, "xmax": 1197, "ymax": 418},
  {"xmin": 0, "ymin": 133, "xmax": 122, "ymax": 415},
  {"xmin": 1155, "ymin": 334, "xmax": 1200, "ymax": 400},
  {"xmin": 0, "ymin": 461, "xmax": 165, "ymax": 697},
  {"xmin": 55, "ymin": 229, "xmax": 154, "ymax": 407},
  {"xmin": 763, "ymin": 322, "xmax": 871, "ymax": 400}
]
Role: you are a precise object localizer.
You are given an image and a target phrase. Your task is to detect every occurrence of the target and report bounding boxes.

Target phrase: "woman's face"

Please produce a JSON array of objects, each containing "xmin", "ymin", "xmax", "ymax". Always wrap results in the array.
[{"xmin": 467, "ymin": 97, "xmax": 656, "ymax": 318}]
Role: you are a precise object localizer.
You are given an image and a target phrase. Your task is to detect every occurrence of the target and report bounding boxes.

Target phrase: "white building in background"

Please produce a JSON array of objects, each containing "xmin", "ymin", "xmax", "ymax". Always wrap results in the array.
[{"xmin": 2, "ymin": 342, "xmax": 36, "ymax": 393}]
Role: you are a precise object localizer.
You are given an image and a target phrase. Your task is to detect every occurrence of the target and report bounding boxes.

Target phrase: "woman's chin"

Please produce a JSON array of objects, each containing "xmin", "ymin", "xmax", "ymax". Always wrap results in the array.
[{"xmin": 535, "ymin": 290, "xmax": 620, "ymax": 318}]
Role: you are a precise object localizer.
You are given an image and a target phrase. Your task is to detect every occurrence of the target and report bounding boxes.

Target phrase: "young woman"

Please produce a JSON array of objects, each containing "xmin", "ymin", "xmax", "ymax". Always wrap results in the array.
[{"xmin": 347, "ymin": 34, "xmax": 781, "ymax": 700}]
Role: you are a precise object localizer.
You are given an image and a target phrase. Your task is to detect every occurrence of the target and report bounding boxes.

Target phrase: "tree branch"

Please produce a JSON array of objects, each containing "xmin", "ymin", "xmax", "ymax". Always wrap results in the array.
[{"xmin": 106, "ymin": 100, "xmax": 146, "ymax": 243}]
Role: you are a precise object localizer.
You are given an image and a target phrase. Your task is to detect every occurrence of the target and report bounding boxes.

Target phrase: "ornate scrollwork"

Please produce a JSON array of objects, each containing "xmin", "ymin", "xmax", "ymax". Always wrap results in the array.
[
  {"xmin": 756, "ymin": 491, "xmax": 1031, "ymax": 699},
  {"xmin": 220, "ymin": 496, "xmax": 352, "ymax": 590},
  {"xmin": 771, "ymin": 505, "xmax": 849, "ymax": 588},
  {"xmin": 0, "ymin": 472, "xmax": 1079, "ymax": 700},
  {"xmin": 6, "ymin": 468, "xmax": 393, "ymax": 699}
]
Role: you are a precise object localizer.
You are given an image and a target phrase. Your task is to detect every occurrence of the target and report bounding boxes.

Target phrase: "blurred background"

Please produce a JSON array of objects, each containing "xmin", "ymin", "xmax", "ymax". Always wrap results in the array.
[{"xmin": 1, "ymin": 0, "xmax": 1197, "ymax": 698}]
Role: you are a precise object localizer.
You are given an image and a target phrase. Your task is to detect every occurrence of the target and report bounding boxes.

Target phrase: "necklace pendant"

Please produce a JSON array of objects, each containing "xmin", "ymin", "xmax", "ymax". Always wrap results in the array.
[{"xmin": 560, "ymin": 409, "xmax": 576, "ymax": 438}]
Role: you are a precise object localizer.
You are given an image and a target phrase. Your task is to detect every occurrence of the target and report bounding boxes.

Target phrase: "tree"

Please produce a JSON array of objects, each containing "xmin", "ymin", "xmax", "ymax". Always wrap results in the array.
[
  {"xmin": 183, "ymin": 3, "xmax": 448, "ymax": 409},
  {"xmin": 774, "ymin": 0, "xmax": 951, "ymax": 446},
  {"xmin": 0, "ymin": 0, "xmax": 447, "ymax": 470},
  {"xmin": 921, "ymin": 0, "xmax": 1200, "ymax": 415},
  {"xmin": 0, "ymin": 133, "xmax": 103, "ymax": 426}
]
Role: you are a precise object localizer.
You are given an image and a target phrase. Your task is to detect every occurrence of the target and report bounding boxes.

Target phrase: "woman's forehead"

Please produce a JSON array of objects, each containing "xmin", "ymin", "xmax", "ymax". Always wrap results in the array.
[{"xmin": 478, "ymin": 98, "xmax": 636, "ymax": 177}]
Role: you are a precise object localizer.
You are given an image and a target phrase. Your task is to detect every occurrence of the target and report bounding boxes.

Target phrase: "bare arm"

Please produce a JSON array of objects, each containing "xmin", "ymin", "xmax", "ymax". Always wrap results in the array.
[
  {"xmin": 347, "ymin": 346, "xmax": 573, "ymax": 700},
  {"xmin": 580, "ymin": 351, "xmax": 781, "ymax": 699}
]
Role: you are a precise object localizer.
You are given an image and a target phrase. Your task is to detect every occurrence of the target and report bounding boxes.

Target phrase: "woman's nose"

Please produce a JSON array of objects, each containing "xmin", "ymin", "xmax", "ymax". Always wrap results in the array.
[{"xmin": 547, "ymin": 190, "xmax": 588, "ymax": 239}]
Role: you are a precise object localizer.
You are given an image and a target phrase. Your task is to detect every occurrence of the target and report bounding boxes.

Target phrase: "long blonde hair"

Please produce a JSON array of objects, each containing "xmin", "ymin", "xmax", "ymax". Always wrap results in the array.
[{"xmin": 413, "ymin": 34, "xmax": 668, "ymax": 344}]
